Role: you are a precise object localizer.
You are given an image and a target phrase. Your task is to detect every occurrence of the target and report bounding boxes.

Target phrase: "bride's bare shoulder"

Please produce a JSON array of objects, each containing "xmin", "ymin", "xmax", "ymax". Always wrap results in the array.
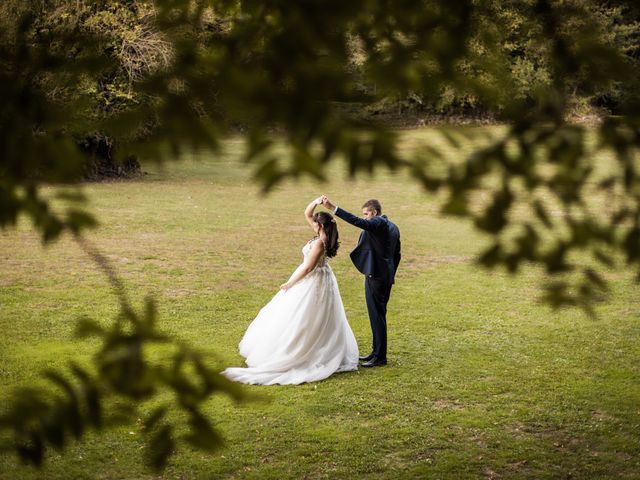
[{"xmin": 307, "ymin": 237, "xmax": 324, "ymax": 250}]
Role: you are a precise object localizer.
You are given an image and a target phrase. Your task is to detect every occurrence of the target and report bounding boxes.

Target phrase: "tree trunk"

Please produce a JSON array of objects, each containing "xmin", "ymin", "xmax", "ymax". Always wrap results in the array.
[{"xmin": 78, "ymin": 133, "xmax": 141, "ymax": 180}]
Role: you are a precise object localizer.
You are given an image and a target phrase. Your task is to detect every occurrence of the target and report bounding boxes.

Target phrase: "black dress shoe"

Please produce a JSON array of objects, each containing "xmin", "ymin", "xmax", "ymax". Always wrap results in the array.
[
  {"xmin": 361, "ymin": 357, "xmax": 387, "ymax": 368},
  {"xmin": 359, "ymin": 352, "xmax": 375, "ymax": 362}
]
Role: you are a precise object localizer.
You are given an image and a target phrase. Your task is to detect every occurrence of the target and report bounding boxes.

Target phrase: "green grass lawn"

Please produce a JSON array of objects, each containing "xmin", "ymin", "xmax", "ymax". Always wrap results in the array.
[{"xmin": 1, "ymin": 128, "xmax": 639, "ymax": 479}]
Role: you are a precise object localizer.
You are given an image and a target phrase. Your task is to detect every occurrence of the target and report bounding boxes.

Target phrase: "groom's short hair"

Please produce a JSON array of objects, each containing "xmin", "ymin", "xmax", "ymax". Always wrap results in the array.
[{"xmin": 362, "ymin": 199, "xmax": 382, "ymax": 215}]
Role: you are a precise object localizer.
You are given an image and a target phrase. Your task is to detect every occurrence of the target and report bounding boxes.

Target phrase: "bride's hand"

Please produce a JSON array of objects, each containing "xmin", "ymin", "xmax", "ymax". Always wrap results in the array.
[
  {"xmin": 280, "ymin": 281, "xmax": 292, "ymax": 291},
  {"xmin": 314, "ymin": 196, "xmax": 324, "ymax": 205}
]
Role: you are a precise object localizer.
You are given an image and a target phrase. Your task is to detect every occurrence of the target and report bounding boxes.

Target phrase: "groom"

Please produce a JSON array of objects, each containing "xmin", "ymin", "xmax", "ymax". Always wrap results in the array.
[{"xmin": 322, "ymin": 196, "xmax": 401, "ymax": 367}]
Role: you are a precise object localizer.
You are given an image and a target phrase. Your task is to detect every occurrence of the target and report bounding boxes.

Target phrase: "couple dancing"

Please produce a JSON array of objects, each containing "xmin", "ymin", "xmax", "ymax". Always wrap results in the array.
[{"xmin": 223, "ymin": 195, "xmax": 401, "ymax": 385}]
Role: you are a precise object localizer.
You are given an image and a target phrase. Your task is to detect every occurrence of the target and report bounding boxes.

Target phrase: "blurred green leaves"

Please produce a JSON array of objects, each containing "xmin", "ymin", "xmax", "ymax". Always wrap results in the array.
[{"xmin": 1, "ymin": 290, "xmax": 245, "ymax": 471}]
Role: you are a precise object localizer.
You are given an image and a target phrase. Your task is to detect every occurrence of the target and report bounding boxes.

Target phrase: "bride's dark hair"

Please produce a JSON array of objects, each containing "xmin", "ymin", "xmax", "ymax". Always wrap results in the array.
[{"xmin": 313, "ymin": 211, "xmax": 340, "ymax": 258}]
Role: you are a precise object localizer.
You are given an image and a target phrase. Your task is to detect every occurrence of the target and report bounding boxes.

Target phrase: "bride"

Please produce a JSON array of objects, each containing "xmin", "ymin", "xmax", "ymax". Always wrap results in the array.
[{"xmin": 223, "ymin": 196, "xmax": 359, "ymax": 385}]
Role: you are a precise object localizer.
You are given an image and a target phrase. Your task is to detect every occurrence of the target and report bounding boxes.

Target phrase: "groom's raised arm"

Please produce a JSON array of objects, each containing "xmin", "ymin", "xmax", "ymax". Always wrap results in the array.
[{"xmin": 334, "ymin": 207, "xmax": 385, "ymax": 232}]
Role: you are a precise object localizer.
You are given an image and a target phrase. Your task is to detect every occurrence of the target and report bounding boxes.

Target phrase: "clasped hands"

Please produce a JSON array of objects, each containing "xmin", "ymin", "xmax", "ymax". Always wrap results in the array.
[{"xmin": 316, "ymin": 195, "xmax": 336, "ymax": 211}]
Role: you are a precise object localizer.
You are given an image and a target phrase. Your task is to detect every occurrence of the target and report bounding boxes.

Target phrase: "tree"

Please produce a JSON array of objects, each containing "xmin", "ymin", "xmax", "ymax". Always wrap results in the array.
[{"xmin": 1, "ymin": 0, "xmax": 639, "ymax": 471}]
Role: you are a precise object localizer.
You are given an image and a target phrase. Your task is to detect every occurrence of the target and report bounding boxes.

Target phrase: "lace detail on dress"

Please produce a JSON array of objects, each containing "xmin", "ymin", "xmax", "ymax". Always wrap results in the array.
[{"xmin": 303, "ymin": 237, "xmax": 329, "ymax": 268}]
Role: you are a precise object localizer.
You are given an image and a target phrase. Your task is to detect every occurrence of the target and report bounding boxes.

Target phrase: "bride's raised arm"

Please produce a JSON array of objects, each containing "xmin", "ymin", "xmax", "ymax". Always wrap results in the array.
[{"xmin": 304, "ymin": 196, "xmax": 324, "ymax": 229}]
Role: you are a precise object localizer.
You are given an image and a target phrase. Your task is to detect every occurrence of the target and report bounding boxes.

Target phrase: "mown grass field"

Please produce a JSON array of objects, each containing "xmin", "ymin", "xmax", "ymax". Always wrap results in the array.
[{"xmin": 1, "ymin": 127, "xmax": 639, "ymax": 479}]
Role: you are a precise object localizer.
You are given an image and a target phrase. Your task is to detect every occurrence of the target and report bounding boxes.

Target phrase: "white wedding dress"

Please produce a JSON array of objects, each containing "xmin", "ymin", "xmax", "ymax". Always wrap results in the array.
[{"xmin": 223, "ymin": 238, "xmax": 359, "ymax": 385}]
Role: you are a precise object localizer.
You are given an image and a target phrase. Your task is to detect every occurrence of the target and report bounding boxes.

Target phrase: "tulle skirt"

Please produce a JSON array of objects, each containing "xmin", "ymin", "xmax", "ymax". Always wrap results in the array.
[{"xmin": 223, "ymin": 264, "xmax": 359, "ymax": 385}]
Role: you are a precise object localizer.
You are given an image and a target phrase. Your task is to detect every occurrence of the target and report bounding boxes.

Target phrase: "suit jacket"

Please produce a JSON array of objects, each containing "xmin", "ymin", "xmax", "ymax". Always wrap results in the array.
[{"xmin": 335, "ymin": 207, "xmax": 401, "ymax": 284}]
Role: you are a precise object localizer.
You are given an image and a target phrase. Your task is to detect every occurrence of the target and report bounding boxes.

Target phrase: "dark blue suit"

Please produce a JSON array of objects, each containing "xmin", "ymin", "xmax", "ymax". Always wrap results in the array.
[{"xmin": 335, "ymin": 207, "xmax": 401, "ymax": 361}]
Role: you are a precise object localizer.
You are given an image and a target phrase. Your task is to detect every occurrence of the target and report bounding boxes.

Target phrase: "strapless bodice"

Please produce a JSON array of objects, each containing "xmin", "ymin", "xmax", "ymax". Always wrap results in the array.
[{"xmin": 303, "ymin": 238, "xmax": 329, "ymax": 268}]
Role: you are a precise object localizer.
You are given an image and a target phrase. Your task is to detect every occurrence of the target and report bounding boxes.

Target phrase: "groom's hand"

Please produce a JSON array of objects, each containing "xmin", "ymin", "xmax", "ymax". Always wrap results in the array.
[{"xmin": 322, "ymin": 196, "xmax": 336, "ymax": 211}]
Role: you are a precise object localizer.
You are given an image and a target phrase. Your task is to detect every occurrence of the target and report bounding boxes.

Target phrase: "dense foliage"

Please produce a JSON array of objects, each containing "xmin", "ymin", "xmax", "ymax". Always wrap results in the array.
[{"xmin": 1, "ymin": 0, "xmax": 639, "ymax": 471}]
